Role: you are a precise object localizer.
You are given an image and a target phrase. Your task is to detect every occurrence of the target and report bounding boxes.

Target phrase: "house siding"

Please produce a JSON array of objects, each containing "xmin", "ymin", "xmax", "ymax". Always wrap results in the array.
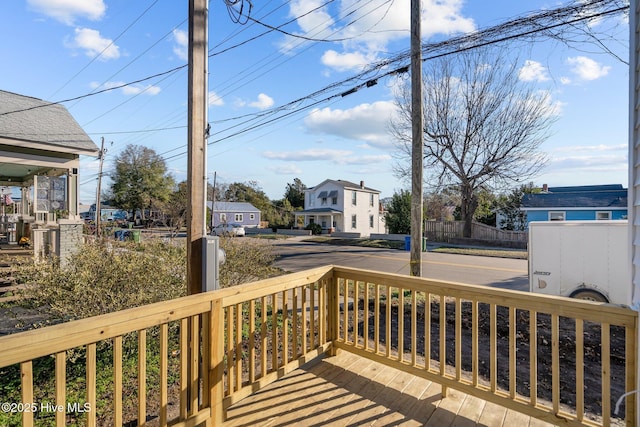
[
  {"xmin": 208, "ymin": 202, "xmax": 261, "ymax": 228},
  {"xmin": 526, "ymin": 209, "xmax": 628, "ymax": 223},
  {"xmin": 300, "ymin": 179, "xmax": 383, "ymax": 237}
]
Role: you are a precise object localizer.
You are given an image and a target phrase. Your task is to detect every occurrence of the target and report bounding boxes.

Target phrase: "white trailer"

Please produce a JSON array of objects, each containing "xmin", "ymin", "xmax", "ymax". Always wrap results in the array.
[{"xmin": 528, "ymin": 220, "xmax": 629, "ymax": 305}]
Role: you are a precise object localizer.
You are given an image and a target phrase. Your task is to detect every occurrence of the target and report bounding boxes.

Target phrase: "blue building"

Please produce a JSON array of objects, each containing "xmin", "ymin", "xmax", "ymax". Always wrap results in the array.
[
  {"xmin": 520, "ymin": 184, "xmax": 627, "ymax": 227},
  {"xmin": 207, "ymin": 201, "xmax": 261, "ymax": 228}
]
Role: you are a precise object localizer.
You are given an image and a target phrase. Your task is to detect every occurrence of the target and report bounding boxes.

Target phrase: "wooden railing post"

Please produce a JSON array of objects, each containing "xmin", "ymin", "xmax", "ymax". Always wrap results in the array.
[
  {"xmin": 327, "ymin": 271, "xmax": 340, "ymax": 356},
  {"xmin": 209, "ymin": 298, "xmax": 225, "ymax": 424}
]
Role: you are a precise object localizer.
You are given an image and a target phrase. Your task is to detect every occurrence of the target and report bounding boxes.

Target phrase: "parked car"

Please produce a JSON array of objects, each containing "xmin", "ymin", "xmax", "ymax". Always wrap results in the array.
[{"xmin": 210, "ymin": 223, "xmax": 245, "ymax": 237}]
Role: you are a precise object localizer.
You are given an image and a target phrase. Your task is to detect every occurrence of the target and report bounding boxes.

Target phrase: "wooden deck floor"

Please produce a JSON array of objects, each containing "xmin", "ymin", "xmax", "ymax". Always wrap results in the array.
[{"xmin": 223, "ymin": 351, "xmax": 557, "ymax": 427}]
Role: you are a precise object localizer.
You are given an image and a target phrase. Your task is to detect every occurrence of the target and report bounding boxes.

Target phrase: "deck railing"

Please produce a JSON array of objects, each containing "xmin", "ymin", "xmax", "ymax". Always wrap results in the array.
[{"xmin": 0, "ymin": 265, "xmax": 636, "ymax": 426}]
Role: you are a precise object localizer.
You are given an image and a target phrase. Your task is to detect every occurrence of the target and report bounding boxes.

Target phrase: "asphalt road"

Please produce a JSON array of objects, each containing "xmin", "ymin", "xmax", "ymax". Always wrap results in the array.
[{"xmin": 272, "ymin": 238, "xmax": 529, "ymax": 292}]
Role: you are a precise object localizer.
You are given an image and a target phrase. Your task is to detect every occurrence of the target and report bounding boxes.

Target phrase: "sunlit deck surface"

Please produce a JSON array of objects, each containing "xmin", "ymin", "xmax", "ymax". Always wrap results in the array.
[{"xmin": 223, "ymin": 351, "xmax": 557, "ymax": 427}]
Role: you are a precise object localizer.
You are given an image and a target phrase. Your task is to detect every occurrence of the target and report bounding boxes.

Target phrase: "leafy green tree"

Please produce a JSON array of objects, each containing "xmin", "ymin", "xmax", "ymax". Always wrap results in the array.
[
  {"xmin": 473, "ymin": 188, "xmax": 498, "ymax": 226},
  {"xmin": 284, "ymin": 178, "xmax": 306, "ymax": 209},
  {"xmin": 385, "ymin": 190, "xmax": 412, "ymax": 234},
  {"xmin": 496, "ymin": 182, "xmax": 538, "ymax": 230},
  {"xmin": 109, "ymin": 145, "xmax": 174, "ymax": 220},
  {"xmin": 223, "ymin": 181, "xmax": 278, "ymax": 226}
]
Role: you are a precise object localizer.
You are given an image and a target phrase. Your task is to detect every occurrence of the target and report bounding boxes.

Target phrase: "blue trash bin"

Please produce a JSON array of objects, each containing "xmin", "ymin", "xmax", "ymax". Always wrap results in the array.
[{"xmin": 404, "ymin": 236, "xmax": 411, "ymax": 251}]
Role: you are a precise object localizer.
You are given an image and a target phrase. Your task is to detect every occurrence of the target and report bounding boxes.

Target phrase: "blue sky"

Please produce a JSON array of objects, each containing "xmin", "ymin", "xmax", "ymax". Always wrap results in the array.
[{"xmin": 0, "ymin": 0, "xmax": 630, "ymax": 202}]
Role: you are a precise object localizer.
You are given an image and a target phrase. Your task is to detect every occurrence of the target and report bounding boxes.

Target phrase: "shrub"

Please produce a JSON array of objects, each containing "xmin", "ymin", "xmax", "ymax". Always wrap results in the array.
[
  {"xmin": 16, "ymin": 236, "xmax": 279, "ymax": 322},
  {"xmin": 18, "ymin": 239, "xmax": 187, "ymax": 322},
  {"xmin": 305, "ymin": 223, "xmax": 322, "ymax": 235},
  {"xmin": 219, "ymin": 237, "xmax": 278, "ymax": 288}
]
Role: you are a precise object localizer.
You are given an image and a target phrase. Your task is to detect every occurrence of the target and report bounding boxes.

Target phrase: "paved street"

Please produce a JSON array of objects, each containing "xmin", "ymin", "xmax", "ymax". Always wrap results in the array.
[{"xmin": 272, "ymin": 238, "xmax": 529, "ymax": 292}]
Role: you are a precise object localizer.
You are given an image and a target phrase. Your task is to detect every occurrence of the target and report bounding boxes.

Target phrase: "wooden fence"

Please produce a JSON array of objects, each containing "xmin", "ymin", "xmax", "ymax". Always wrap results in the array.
[{"xmin": 424, "ymin": 220, "xmax": 528, "ymax": 243}]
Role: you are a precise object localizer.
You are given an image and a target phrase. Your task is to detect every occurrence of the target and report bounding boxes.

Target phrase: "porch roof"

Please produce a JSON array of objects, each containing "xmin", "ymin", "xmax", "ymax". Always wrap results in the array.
[{"xmin": 296, "ymin": 207, "xmax": 343, "ymax": 215}]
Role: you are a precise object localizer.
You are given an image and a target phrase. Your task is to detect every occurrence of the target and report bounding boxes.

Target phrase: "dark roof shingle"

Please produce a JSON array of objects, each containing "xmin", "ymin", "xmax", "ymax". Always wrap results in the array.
[{"xmin": 0, "ymin": 90, "xmax": 97, "ymax": 154}]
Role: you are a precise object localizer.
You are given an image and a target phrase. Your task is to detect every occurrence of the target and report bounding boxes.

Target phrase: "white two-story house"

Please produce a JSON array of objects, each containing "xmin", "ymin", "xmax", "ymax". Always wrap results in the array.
[{"xmin": 295, "ymin": 179, "xmax": 384, "ymax": 237}]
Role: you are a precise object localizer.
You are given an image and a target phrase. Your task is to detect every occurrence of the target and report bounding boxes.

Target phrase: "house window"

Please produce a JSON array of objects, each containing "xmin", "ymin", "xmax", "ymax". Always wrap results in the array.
[
  {"xmin": 332, "ymin": 197, "xmax": 337, "ymax": 205},
  {"xmin": 321, "ymin": 197, "xmax": 327, "ymax": 206},
  {"xmin": 235, "ymin": 213, "xmax": 243, "ymax": 222},
  {"xmin": 321, "ymin": 220, "xmax": 327, "ymax": 228},
  {"xmin": 249, "ymin": 213, "xmax": 255, "ymax": 220},
  {"xmin": 370, "ymin": 193, "xmax": 374, "ymax": 207},
  {"xmin": 220, "ymin": 213, "xmax": 227, "ymax": 222},
  {"xmin": 369, "ymin": 215, "xmax": 374, "ymax": 228},
  {"xmin": 596, "ymin": 211, "xmax": 611, "ymax": 220},
  {"xmin": 548, "ymin": 211, "xmax": 565, "ymax": 221},
  {"xmin": 352, "ymin": 191, "xmax": 357, "ymax": 205},
  {"xmin": 309, "ymin": 193, "xmax": 315, "ymax": 207},
  {"xmin": 351, "ymin": 215, "xmax": 357, "ymax": 229}
]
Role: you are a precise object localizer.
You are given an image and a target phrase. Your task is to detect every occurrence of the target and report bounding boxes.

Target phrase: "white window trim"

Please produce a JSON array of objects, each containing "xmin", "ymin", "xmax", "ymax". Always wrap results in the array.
[
  {"xmin": 351, "ymin": 214, "xmax": 357, "ymax": 229},
  {"xmin": 235, "ymin": 213, "xmax": 243, "ymax": 222},
  {"xmin": 548, "ymin": 211, "xmax": 565, "ymax": 221},
  {"xmin": 596, "ymin": 211, "xmax": 612, "ymax": 220}
]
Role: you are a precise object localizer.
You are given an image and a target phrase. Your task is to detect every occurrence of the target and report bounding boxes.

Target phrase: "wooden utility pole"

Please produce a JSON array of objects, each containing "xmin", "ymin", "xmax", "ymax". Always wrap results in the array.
[
  {"xmin": 410, "ymin": 0, "xmax": 424, "ymax": 277},
  {"xmin": 95, "ymin": 137, "xmax": 106, "ymax": 238},
  {"xmin": 187, "ymin": 0, "xmax": 208, "ymax": 295}
]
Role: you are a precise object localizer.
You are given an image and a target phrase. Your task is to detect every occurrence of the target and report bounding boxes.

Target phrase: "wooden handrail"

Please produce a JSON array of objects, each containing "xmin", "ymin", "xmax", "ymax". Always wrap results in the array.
[{"xmin": 0, "ymin": 265, "xmax": 636, "ymax": 426}]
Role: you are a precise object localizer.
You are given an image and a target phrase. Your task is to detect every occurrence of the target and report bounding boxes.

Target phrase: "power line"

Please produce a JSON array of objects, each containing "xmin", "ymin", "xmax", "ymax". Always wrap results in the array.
[{"xmin": 48, "ymin": 0, "xmax": 162, "ymax": 100}]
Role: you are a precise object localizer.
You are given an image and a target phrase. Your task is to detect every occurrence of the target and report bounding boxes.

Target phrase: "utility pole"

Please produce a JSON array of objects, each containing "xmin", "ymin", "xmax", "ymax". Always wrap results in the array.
[
  {"xmin": 210, "ymin": 171, "xmax": 216, "ymax": 231},
  {"xmin": 187, "ymin": 0, "xmax": 208, "ymax": 295},
  {"xmin": 95, "ymin": 137, "xmax": 106, "ymax": 238},
  {"xmin": 410, "ymin": 0, "xmax": 424, "ymax": 277}
]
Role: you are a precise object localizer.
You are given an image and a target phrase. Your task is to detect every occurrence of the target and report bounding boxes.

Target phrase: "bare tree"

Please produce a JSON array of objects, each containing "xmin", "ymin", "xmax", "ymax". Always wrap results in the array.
[{"xmin": 391, "ymin": 47, "xmax": 556, "ymax": 237}]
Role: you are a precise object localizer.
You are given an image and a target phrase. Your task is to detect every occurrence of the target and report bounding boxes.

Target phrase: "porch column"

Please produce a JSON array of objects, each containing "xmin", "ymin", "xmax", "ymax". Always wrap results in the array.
[
  {"xmin": 20, "ymin": 187, "xmax": 29, "ymax": 217},
  {"xmin": 66, "ymin": 168, "xmax": 79, "ymax": 219}
]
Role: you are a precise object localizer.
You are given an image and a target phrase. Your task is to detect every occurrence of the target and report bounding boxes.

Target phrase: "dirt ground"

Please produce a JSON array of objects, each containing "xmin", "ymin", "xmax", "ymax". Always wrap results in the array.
[{"xmin": 358, "ymin": 299, "xmax": 628, "ymax": 425}]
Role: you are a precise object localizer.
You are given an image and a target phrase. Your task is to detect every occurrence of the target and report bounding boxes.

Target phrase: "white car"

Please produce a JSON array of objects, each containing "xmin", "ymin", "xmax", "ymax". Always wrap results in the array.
[{"xmin": 210, "ymin": 223, "xmax": 245, "ymax": 237}]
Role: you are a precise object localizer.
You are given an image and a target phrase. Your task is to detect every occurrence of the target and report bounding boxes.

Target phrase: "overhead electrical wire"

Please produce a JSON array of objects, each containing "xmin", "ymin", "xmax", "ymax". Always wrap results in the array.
[{"xmin": 48, "ymin": 0, "xmax": 162, "ymax": 100}]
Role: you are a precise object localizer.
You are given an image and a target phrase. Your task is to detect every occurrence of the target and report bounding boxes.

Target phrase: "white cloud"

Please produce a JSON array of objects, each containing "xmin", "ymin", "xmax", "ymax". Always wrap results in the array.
[
  {"xmin": 554, "ymin": 144, "xmax": 627, "ymax": 152},
  {"xmin": 303, "ymin": 101, "xmax": 398, "ymax": 148},
  {"xmin": 266, "ymin": 164, "xmax": 303, "ymax": 175},
  {"xmin": 172, "ymin": 29, "xmax": 188, "ymax": 61},
  {"xmin": 208, "ymin": 91, "xmax": 224, "ymax": 107},
  {"xmin": 67, "ymin": 27, "xmax": 119, "ymax": 60},
  {"xmin": 27, "ymin": 0, "xmax": 106, "ymax": 25},
  {"xmin": 546, "ymin": 143, "xmax": 628, "ymax": 175},
  {"xmin": 567, "ymin": 56, "xmax": 611, "ymax": 81},
  {"xmin": 263, "ymin": 149, "xmax": 352, "ymax": 162},
  {"xmin": 519, "ymin": 60, "xmax": 549, "ymax": 82},
  {"xmin": 91, "ymin": 81, "xmax": 160, "ymax": 96},
  {"xmin": 249, "ymin": 93, "xmax": 274, "ymax": 110},
  {"xmin": 288, "ymin": 0, "xmax": 474, "ymax": 72},
  {"xmin": 560, "ymin": 76, "xmax": 572, "ymax": 85},
  {"xmin": 547, "ymin": 154, "xmax": 627, "ymax": 173},
  {"xmin": 321, "ymin": 50, "xmax": 374, "ymax": 72},
  {"xmin": 263, "ymin": 149, "xmax": 390, "ymax": 166}
]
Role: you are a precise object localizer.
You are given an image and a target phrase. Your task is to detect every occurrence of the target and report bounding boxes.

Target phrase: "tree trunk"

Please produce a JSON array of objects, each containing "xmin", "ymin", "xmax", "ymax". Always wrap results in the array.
[{"xmin": 460, "ymin": 185, "xmax": 478, "ymax": 238}]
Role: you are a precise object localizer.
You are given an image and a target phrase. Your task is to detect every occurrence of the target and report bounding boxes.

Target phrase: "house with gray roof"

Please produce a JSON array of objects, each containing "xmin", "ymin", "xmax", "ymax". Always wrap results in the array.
[
  {"xmin": 520, "ymin": 184, "xmax": 628, "ymax": 227},
  {"xmin": 0, "ymin": 90, "xmax": 99, "ymax": 261},
  {"xmin": 207, "ymin": 201, "xmax": 261, "ymax": 228},
  {"xmin": 295, "ymin": 179, "xmax": 384, "ymax": 236}
]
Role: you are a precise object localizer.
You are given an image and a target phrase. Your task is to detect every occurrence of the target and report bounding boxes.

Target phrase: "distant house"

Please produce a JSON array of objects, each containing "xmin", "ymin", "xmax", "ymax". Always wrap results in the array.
[
  {"xmin": 520, "ymin": 184, "xmax": 628, "ymax": 227},
  {"xmin": 295, "ymin": 179, "xmax": 384, "ymax": 236},
  {"xmin": 208, "ymin": 201, "xmax": 260, "ymax": 228}
]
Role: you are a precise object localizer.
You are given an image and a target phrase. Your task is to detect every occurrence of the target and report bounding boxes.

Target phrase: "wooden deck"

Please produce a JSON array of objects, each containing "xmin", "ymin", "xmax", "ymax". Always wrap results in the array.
[{"xmin": 224, "ymin": 351, "xmax": 557, "ymax": 427}]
